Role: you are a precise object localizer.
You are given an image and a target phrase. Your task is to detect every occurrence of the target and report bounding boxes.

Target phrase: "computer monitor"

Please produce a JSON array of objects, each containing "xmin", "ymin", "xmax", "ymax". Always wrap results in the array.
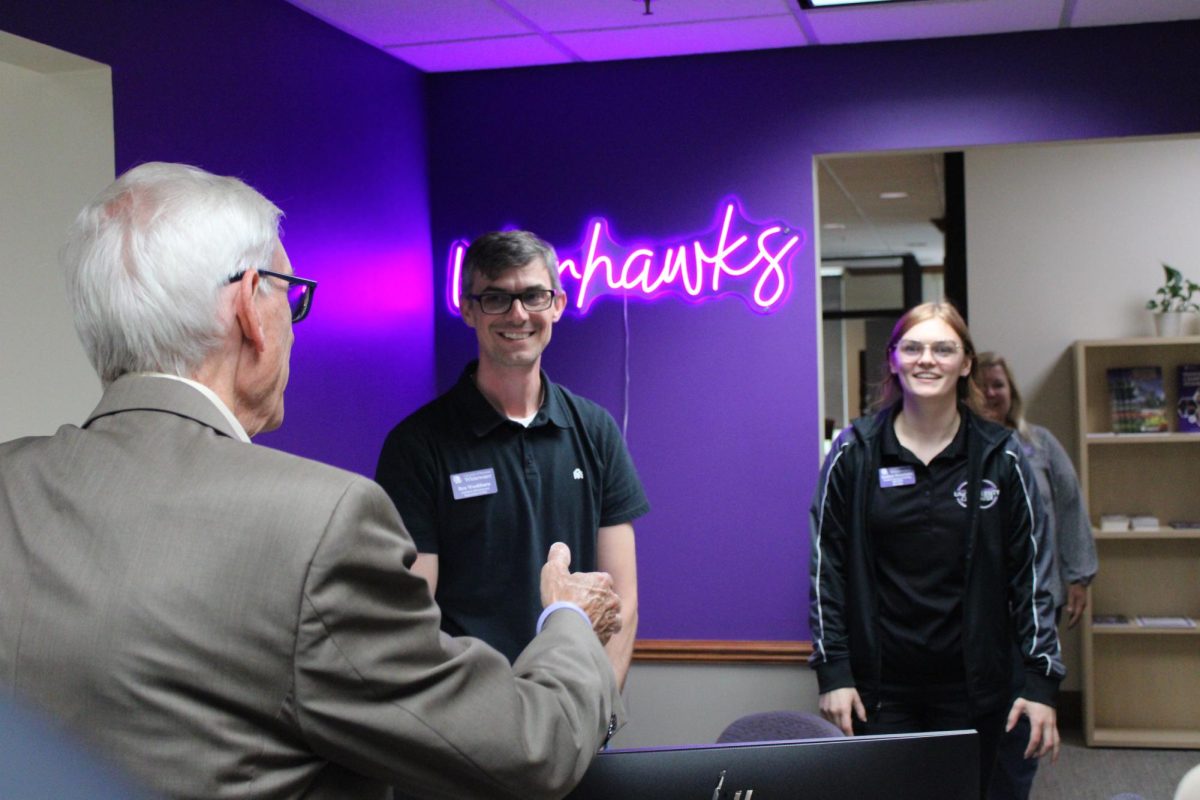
[{"xmin": 566, "ymin": 729, "xmax": 978, "ymax": 800}]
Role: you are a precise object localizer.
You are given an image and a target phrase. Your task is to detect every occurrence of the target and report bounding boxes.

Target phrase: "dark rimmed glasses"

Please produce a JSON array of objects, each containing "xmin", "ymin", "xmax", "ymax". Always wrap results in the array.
[
  {"xmin": 466, "ymin": 289, "xmax": 559, "ymax": 315},
  {"xmin": 228, "ymin": 269, "xmax": 317, "ymax": 323}
]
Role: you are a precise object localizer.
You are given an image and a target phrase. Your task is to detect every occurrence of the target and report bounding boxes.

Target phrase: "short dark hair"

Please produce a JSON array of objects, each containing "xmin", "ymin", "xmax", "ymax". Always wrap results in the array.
[{"xmin": 460, "ymin": 230, "xmax": 561, "ymax": 300}]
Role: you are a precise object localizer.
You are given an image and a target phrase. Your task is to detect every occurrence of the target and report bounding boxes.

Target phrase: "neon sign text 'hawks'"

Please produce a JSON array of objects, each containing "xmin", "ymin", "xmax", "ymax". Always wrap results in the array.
[{"xmin": 446, "ymin": 198, "xmax": 804, "ymax": 315}]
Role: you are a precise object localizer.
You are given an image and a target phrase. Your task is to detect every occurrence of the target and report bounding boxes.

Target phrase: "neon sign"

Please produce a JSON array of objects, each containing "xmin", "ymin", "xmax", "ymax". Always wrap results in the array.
[{"xmin": 446, "ymin": 197, "xmax": 804, "ymax": 315}]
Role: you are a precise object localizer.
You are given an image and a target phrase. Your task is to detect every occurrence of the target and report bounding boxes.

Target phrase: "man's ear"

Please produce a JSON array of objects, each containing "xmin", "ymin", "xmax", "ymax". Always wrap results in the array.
[
  {"xmin": 234, "ymin": 270, "xmax": 267, "ymax": 353},
  {"xmin": 551, "ymin": 289, "xmax": 567, "ymax": 323},
  {"xmin": 460, "ymin": 294, "xmax": 478, "ymax": 329}
]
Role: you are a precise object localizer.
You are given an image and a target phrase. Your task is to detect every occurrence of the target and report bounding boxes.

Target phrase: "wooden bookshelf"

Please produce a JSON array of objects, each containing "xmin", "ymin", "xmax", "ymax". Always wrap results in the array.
[{"xmin": 1075, "ymin": 337, "xmax": 1200, "ymax": 749}]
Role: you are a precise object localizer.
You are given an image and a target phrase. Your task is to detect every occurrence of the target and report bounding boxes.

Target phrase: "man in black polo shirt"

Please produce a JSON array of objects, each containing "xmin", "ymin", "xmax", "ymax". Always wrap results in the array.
[{"xmin": 376, "ymin": 230, "xmax": 649, "ymax": 687}]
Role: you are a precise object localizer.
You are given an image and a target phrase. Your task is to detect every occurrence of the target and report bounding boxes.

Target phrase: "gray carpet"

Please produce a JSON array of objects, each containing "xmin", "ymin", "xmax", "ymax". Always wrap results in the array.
[{"xmin": 1030, "ymin": 729, "xmax": 1199, "ymax": 800}]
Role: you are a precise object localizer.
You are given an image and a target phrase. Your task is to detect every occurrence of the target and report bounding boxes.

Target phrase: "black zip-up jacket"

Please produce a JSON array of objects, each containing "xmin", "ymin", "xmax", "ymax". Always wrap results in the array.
[{"xmin": 808, "ymin": 405, "xmax": 1064, "ymax": 714}]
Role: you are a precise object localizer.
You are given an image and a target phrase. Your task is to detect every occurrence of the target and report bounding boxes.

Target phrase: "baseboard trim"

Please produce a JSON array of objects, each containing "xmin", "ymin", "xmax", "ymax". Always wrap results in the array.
[{"xmin": 633, "ymin": 640, "xmax": 812, "ymax": 663}]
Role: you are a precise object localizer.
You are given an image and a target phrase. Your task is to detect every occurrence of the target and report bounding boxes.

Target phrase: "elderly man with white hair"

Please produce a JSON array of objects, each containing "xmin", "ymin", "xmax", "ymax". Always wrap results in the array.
[{"xmin": 0, "ymin": 162, "xmax": 624, "ymax": 800}]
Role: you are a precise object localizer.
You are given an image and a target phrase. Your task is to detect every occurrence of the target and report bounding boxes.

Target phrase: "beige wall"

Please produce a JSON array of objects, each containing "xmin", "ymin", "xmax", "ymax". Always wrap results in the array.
[
  {"xmin": 611, "ymin": 662, "xmax": 818, "ymax": 748},
  {"xmin": 967, "ymin": 136, "xmax": 1200, "ymax": 456},
  {"xmin": 0, "ymin": 31, "xmax": 113, "ymax": 441}
]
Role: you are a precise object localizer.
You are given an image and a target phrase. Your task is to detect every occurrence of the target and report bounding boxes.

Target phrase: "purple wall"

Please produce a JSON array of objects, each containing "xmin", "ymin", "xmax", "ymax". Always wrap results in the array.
[
  {"xmin": 7, "ymin": 5, "xmax": 1200, "ymax": 642},
  {"xmin": 0, "ymin": 1, "xmax": 434, "ymax": 477},
  {"xmin": 426, "ymin": 21, "xmax": 1200, "ymax": 641}
]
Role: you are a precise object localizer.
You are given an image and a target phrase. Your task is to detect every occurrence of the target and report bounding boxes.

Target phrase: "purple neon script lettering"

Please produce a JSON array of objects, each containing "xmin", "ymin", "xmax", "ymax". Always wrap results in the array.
[
  {"xmin": 698, "ymin": 203, "xmax": 750, "ymax": 293},
  {"xmin": 618, "ymin": 248, "xmax": 655, "ymax": 291},
  {"xmin": 646, "ymin": 245, "xmax": 689, "ymax": 295},
  {"xmin": 443, "ymin": 198, "xmax": 803, "ymax": 315},
  {"xmin": 448, "ymin": 243, "xmax": 466, "ymax": 311},
  {"xmin": 753, "ymin": 226, "xmax": 797, "ymax": 308},
  {"xmin": 577, "ymin": 220, "xmax": 615, "ymax": 310}
]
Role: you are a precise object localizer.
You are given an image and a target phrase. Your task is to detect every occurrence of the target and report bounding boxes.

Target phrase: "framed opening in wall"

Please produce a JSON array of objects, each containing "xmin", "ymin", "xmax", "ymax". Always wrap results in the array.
[{"xmin": 817, "ymin": 151, "xmax": 964, "ymax": 450}]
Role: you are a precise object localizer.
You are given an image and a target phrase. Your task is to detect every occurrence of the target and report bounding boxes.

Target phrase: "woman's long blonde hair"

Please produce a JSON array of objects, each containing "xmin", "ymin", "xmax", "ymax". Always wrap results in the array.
[{"xmin": 973, "ymin": 352, "xmax": 1031, "ymax": 439}]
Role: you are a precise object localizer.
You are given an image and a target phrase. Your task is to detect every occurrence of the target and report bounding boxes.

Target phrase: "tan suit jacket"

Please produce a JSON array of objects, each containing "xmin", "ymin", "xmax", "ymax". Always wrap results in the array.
[{"xmin": 0, "ymin": 375, "xmax": 622, "ymax": 799}]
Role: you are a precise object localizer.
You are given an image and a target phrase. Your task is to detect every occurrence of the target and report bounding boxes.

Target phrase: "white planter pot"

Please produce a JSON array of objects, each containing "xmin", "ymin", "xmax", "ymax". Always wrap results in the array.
[{"xmin": 1153, "ymin": 311, "xmax": 1188, "ymax": 337}]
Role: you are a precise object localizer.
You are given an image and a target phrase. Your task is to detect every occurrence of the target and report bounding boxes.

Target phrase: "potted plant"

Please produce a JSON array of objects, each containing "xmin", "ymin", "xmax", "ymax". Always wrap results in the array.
[{"xmin": 1146, "ymin": 263, "xmax": 1199, "ymax": 336}]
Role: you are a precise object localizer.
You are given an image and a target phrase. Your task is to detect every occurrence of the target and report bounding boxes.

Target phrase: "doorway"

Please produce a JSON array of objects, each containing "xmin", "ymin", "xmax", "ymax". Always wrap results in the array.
[{"xmin": 817, "ymin": 151, "xmax": 964, "ymax": 445}]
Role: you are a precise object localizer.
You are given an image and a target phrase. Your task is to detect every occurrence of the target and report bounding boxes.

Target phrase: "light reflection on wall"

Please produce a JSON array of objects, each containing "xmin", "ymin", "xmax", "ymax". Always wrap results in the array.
[
  {"xmin": 297, "ymin": 243, "xmax": 433, "ymax": 335},
  {"xmin": 257, "ymin": 240, "xmax": 434, "ymax": 477},
  {"xmin": 444, "ymin": 197, "xmax": 804, "ymax": 316}
]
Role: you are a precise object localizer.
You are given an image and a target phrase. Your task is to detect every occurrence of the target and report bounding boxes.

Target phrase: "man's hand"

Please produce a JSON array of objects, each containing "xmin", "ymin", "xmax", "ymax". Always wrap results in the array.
[
  {"xmin": 1006, "ymin": 698, "xmax": 1060, "ymax": 762},
  {"xmin": 818, "ymin": 687, "xmax": 866, "ymax": 736},
  {"xmin": 1065, "ymin": 582, "xmax": 1088, "ymax": 629},
  {"xmin": 540, "ymin": 542, "xmax": 622, "ymax": 645}
]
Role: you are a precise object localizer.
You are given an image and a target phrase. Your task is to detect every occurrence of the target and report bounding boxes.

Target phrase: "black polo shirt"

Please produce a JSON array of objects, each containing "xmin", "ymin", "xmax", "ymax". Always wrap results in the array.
[
  {"xmin": 375, "ymin": 362, "xmax": 650, "ymax": 663},
  {"xmin": 869, "ymin": 410, "xmax": 970, "ymax": 683}
]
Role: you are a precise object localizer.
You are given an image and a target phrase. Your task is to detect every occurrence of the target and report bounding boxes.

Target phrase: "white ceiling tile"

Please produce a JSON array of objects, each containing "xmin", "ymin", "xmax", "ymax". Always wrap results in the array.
[
  {"xmin": 387, "ymin": 35, "xmax": 571, "ymax": 72},
  {"xmin": 805, "ymin": 0, "xmax": 1061, "ymax": 45},
  {"xmin": 287, "ymin": 0, "xmax": 1200, "ymax": 74},
  {"xmin": 505, "ymin": 0, "xmax": 793, "ymax": 31},
  {"xmin": 286, "ymin": 0, "xmax": 529, "ymax": 47},
  {"xmin": 560, "ymin": 16, "xmax": 807, "ymax": 63}
]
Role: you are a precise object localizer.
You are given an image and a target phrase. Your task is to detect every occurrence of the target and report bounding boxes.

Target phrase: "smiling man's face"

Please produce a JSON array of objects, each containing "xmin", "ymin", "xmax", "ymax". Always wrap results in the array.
[{"xmin": 461, "ymin": 257, "xmax": 565, "ymax": 372}]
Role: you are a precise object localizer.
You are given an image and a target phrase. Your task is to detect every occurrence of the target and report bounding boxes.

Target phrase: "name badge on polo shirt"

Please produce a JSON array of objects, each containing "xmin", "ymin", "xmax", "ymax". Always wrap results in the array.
[
  {"xmin": 878, "ymin": 466, "xmax": 916, "ymax": 488},
  {"xmin": 449, "ymin": 468, "xmax": 498, "ymax": 500}
]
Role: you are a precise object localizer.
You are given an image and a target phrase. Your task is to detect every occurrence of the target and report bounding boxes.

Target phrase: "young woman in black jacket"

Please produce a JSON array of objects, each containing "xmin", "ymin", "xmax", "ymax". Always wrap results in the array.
[{"xmin": 808, "ymin": 302, "xmax": 1063, "ymax": 796}]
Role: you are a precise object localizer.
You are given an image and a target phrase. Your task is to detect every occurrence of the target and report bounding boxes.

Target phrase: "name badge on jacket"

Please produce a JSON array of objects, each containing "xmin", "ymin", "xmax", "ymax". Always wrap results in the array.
[
  {"xmin": 450, "ymin": 468, "xmax": 498, "ymax": 500},
  {"xmin": 878, "ymin": 466, "xmax": 916, "ymax": 488}
]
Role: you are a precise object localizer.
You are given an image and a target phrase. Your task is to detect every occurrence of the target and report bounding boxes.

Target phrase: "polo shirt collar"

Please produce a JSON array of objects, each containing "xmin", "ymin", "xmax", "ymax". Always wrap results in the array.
[
  {"xmin": 880, "ymin": 404, "xmax": 968, "ymax": 462},
  {"xmin": 455, "ymin": 360, "xmax": 573, "ymax": 437}
]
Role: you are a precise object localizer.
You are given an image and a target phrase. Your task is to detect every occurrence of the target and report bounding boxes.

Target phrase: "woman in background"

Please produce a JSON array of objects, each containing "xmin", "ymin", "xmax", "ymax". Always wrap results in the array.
[
  {"xmin": 808, "ymin": 302, "xmax": 1063, "ymax": 797},
  {"xmin": 977, "ymin": 352, "xmax": 1098, "ymax": 800}
]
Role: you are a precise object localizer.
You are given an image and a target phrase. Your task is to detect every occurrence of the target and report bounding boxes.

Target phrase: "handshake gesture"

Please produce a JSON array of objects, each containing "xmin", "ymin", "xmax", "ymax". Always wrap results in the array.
[{"xmin": 539, "ymin": 542, "xmax": 622, "ymax": 644}]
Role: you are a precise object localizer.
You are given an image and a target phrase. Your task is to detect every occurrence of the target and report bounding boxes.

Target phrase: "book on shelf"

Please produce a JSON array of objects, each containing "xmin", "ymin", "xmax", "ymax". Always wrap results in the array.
[
  {"xmin": 1107, "ymin": 366, "xmax": 1169, "ymax": 433},
  {"xmin": 1134, "ymin": 616, "xmax": 1196, "ymax": 629},
  {"xmin": 1092, "ymin": 614, "xmax": 1130, "ymax": 626},
  {"xmin": 1098, "ymin": 514, "xmax": 1130, "ymax": 532},
  {"xmin": 1168, "ymin": 520, "xmax": 1200, "ymax": 530},
  {"xmin": 1130, "ymin": 514, "xmax": 1161, "ymax": 531},
  {"xmin": 1179, "ymin": 364, "xmax": 1200, "ymax": 433}
]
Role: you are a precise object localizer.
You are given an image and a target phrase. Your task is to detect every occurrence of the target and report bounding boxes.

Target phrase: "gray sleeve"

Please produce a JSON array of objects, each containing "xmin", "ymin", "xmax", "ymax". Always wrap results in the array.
[
  {"xmin": 1037, "ymin": 427, "xmax": 1098, "ymax": 586},
  {"xmin": 293, "ymin": 478, "xmax": 621, "ymax": 800}
]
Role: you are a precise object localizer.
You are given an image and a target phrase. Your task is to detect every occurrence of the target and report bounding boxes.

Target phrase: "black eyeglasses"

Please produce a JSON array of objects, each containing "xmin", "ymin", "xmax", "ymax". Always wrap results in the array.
[
  {"xmin": 466, "ymin": 289, "xmax": 559, "ymax": 315},
  {"xmin": 228, "ymin": 269, "xmax": 317, "ymax": 323}
]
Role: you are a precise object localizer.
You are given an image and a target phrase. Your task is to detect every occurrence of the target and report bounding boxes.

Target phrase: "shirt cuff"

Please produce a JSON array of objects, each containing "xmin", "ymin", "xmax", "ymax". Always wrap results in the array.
[{"xmin": 536, "ymin": 601, "xmax": 591, "ymax": 634}]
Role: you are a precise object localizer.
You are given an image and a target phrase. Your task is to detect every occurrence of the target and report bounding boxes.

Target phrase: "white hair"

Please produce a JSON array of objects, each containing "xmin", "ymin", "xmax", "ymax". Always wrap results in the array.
[{"xmin": 62, "ymin": 162, "xmax": 283, "ymax": 385}]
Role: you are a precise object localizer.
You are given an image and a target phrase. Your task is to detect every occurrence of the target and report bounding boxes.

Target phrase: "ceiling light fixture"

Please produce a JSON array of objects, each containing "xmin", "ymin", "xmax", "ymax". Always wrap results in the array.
[
  {"xmin": 799, "ymin": 0, "xmax": 924, "ymax": 8},
  {"xmin": 879, "ymin": 191, "xmax": 909, "ymax": 200}
]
